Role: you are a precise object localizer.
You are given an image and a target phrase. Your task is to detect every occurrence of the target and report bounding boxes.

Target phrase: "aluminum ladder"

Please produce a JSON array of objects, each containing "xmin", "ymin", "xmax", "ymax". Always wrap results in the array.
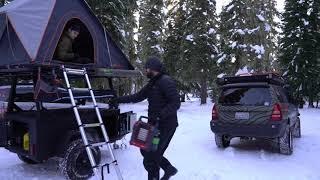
[{"xmin": 61, "ymin": 65, "xmax": 123, "ymax": 180}]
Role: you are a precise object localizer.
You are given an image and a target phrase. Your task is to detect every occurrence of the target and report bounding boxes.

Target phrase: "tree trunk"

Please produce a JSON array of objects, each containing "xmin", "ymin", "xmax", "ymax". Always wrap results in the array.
[
  {"xmin": 0, "ymin": 0, "xmax": 5, "ymax": 7},
  {"xmin": 308, "ymin": 95, "xmax": 315, "ymax": 108},
  {"xmin": 200, "ymin": 77, "xmax": 207, "ymax": 105}
]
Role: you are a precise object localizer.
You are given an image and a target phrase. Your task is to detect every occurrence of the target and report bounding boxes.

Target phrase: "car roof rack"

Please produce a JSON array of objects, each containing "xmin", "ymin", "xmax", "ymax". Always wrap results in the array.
[{"xmin": 217, "ymin": 73, "xmax": 285, "ymax": 86}]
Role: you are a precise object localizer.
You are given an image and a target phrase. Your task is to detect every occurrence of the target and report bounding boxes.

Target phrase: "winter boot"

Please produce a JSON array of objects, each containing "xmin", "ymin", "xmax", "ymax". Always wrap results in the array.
[{"xmin": 160, "ymin": 166, "xmax": 178, "ymax": 180}]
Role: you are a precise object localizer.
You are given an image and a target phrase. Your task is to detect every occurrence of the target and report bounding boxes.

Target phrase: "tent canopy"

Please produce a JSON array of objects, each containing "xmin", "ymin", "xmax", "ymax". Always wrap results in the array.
[{"xmin": 0, "ymin": 0, "xmax": 134, "ymax": 70}]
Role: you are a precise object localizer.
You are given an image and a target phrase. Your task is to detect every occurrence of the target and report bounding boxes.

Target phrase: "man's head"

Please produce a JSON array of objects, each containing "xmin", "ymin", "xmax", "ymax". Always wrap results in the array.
[
  {"xmin": 144, "ymin": 56, "xmax": 163, "ymax": 79},
  {"xmin": 67, "ymin": 25, "xmax": 80, "ymax": 40}
]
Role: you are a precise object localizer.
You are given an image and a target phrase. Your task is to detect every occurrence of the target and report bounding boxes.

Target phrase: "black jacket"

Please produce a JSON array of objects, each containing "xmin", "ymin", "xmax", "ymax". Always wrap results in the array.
[{"xmin": 117, "ymin": 74, "xmax": 180, "ymax": 129}]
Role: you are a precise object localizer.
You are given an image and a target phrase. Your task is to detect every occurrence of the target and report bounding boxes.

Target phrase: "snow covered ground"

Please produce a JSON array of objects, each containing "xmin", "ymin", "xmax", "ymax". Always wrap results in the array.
[{"xmin": 0, "ymin": 99, "xmax": 320, "ymax": 180}]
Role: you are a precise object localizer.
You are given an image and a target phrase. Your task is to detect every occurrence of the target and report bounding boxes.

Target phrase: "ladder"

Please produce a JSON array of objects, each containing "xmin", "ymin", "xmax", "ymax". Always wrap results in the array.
[{"xmin": 61, "ymin": 65, "xmax": 123, "ymax": 180}]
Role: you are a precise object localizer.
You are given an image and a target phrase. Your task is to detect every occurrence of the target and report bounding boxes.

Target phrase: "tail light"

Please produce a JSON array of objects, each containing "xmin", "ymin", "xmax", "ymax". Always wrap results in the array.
[
  {"xmin": 212, "ymin": 105, "xmax": 218, "ymax": 121},
  {"xmin": 271, "ymin": 103, "xmax": 282, "ymax": 121}
]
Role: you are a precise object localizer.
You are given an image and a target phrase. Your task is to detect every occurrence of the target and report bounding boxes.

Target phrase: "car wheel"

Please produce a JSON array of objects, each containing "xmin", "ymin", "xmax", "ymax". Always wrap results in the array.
[
  {"xmin": 279, "ymin": 126, "xmax": 293, "ymax": 155},
  {"xmin": 215, "ymin": 134, "xmax": 230, "ymax": 148},
  {"xmin": 293, "ymin": 118, "xmax": 301, "ymax": 138},
  {"xmin": 17, "ymin": 154, "xmax": 39, "ymax": 164},
  {"xmin": 59, "ymin": 139, "xmax": 101, "ymax": 180}
]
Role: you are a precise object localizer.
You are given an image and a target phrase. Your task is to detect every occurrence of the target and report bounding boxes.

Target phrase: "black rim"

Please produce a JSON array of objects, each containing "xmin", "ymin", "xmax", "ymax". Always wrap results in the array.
[{"xmin": 73, "ymin": 150, "xmax": 93, "ymax": 176}]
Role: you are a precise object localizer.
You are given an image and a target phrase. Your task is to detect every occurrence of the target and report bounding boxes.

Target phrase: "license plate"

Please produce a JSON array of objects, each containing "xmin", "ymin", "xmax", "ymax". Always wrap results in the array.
[{"xmin": 235, "ymin": 112, "xmax": 249, "ymax": 120}]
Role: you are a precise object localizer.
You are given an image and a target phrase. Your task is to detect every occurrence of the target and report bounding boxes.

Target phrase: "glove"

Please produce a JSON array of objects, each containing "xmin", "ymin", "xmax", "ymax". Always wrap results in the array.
[{"xmin": 108, "ymin": 97, "xmax": 119, "ymax": 109}]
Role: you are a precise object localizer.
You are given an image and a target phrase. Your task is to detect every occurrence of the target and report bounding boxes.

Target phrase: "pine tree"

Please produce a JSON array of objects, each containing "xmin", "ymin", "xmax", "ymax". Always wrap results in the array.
[
  {"xmin": 218, "ymin": 0, "xmax": 279, "ymax": 74},
  {"xmin": 0, "ymin": 0, "xmax": 5, "ymax": 7},
  {"xmin": 86, "ymin": 0, "xmax": 139, "ymax": 95},
  {"xmin": 180, "ymin": 0, "xmax": 219, "ymax": 104},
  {"xmin": 0, "ymin": 0, "xmax": 10, "ymax": 7},
  {"xmin": 163, "ymin": 0, "xmax": 189, "ymax": 92},
  {"xmin": 279, "ymin": 0, "xmax": 320, "ymax": 107},
  {"xmin": 138, "ymin": 0, "xmax": 165, "ymax": 62},
  {"xmin": 86, "ymin": 0, "xmax": 127, "ymax": 48}
]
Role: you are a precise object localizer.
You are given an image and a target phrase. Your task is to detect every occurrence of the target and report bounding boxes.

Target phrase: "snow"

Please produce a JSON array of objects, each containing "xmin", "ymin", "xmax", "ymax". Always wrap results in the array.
[
  {"xmin": 226, "ymin": 4, "xmax": 234, "ymax": 12},
  {"xmin": 265, "ymin": 23, "xmax": 271, "ymax": 32},
  {"xmin": 186, "ymin": 34, "xmax": 194, "ymax": 41},
  {"xmin": 302, "ymin": 18, "xmax": 309, "ymax": 26},
  {"xmin": 236, "ymin": 29, "xmax": 245, "ymax": 35},
  {"xmin": 298, "ymin": 0, "xmax": 305, "ymax": 4},
  {"xmin": 1, "ymin": 100, "xmax": 320, "ymax": 180},
  {"xmin": 217, "ymin": 54, "xmax": 227, "ymax": 64},
  {"xmin": 235, "ymin": 66, "xmax": 251, "ymax": 75},
  {"xmin": 151, "ymin": 31, "xmax": 161, "ymax": 36},
  {"xmin": 208, "ymin": 28, "xmax": 216, "ymax": 35},
  {"xmin": 307, "ymin": 8, "xmax": 313, "ymax": 16},
  {"xmin": 250, "ymin": 44, "xmax": 265, "ymax": 55},
  {"xmin": 151, "ymin": 44, "xmax": 164, "ymax": 53},
  {"xmin": 231, "ymin": 41, "xmax": 237, "ymax": 48},
  {"xmin": 217, "ymin": 73, "xmax": 226, "ymax": 78},
  {"xmin": 247, "ymin": 27, "xmax": 260, "ymax": 34},
  {"xmin": 256, "ymin": 14, "xmax": 266, "ymax": 22},
  {"xmin": 231, "ymin": 56, "xmax": 236, "ymax": 63}
]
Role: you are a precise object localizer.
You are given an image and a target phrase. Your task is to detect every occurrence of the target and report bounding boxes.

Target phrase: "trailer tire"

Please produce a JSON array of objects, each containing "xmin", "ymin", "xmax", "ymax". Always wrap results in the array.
[
  {"xmin": 59, "ymin": 139, "xmax": 101, "ymax": 180},
  {"xmin": 17, "ymin": 155, "xmax": 39, "ymax": 164}
]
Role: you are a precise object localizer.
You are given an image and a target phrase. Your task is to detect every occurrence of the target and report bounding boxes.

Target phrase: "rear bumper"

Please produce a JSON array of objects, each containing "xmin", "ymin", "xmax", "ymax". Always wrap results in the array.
[{"xmin": 210, "ymin": 120, "xmax": 286, "ymax": 138}]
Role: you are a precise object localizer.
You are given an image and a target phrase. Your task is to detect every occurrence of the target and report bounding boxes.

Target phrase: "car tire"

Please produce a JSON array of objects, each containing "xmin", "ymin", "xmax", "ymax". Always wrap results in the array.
[
  {"xmin": 215, "ymin": 134, "xmax": 230, "ymax": 148},
  {"xmin": 293, "ymin": 118, "xmax": 301, "ymax": 138},
  {"xmin": 278, "ymin": 126, "xmax": 293, "ymax": 155},
  {"xmin": 59, "ymin": 139, "xmax": 101, "ymax": 180},
  {"xmin": 17, "ymin": 154, "xmax": 39, "ymax": 164}
]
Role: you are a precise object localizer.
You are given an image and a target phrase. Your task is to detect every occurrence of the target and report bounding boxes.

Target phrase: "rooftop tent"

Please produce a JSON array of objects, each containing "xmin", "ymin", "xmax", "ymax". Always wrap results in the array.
[{"xmin": 0, "ymin": 0, "xmax": 134, "ymax": 70}]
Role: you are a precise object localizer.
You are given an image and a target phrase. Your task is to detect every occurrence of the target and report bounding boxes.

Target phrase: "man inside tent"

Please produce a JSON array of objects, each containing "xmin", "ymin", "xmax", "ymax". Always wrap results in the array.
[{"xmin": 55, "ymin": 24, "xmax": 90, "ymax": 64}]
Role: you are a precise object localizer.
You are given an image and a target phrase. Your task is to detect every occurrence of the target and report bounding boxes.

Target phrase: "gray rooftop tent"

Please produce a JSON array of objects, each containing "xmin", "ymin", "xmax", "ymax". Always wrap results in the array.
[{"xmin": 0, "ymin": 0, "xmax": 134, "ymax": 71}]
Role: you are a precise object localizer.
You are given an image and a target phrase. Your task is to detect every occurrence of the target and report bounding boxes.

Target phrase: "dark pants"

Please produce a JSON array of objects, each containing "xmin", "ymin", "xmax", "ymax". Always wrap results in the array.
[{"xmin": 140, "ymin": 126, "xmax": 176, "ymax": 180}]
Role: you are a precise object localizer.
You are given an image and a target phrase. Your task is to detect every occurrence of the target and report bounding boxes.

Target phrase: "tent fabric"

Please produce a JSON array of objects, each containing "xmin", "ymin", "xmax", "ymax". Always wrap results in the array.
[{"xmin": 0, "ymin": 0, "xmax": 134, "ymax": 70}]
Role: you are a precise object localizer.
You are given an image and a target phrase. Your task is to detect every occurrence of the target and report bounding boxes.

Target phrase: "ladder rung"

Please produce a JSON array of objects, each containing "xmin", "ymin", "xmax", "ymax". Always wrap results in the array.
[
  {"xmin": 88, "ymin": 142, "xmax": 108, "ymax": 147},
  {"xmin": 65, "ymin": 68, "xmax": 86, "ymax": 75},
  {"xmin": 82, "ymin": 123, "xmax": 102, "ymax": 128},
  {"xmin": 71, "ymin": 87, "xmax": 90, "ymax": 92}
]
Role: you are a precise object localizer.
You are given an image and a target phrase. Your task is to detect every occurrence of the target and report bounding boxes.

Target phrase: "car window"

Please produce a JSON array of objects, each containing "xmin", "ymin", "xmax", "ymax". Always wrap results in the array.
[
  {"xmin": 273, "ymin": 86, "xmax": 288, "ymax": 103},
  {"xmin": 219, "ymin": 87, "xmax": 272, "ymax": 106}
]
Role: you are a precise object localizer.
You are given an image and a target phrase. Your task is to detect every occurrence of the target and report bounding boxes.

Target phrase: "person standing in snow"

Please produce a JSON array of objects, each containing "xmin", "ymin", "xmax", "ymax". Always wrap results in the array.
[{"xmin": 110, "ymin": 57, "xmax": 180, "ymax": 180}]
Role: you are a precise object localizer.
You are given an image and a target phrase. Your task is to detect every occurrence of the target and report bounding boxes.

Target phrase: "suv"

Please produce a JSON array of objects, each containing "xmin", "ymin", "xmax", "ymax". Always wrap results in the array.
[{"xmin": 210, "ymin": 73, "xmax": 301, "ymax": 155}]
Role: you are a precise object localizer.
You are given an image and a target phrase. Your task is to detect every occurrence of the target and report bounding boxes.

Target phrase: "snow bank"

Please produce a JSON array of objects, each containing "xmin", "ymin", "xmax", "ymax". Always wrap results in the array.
[{"xmin": 0, "ymin": 100, "xmax": 320, "ymax": 180}]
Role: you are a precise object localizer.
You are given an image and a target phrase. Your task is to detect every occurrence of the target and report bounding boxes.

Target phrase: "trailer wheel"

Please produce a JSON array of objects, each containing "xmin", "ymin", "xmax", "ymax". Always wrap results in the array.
[
  {"xmin": 17, "ymin": 155, "xmax": 39, "ymax": 164},
  {"xmin": 59, "ymin": 139, "xmax": 101, "ymax": 180}
]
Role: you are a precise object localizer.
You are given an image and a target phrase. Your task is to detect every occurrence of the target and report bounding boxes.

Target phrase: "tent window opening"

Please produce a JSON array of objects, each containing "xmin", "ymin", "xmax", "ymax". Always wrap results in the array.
[{"xmin": 53, "ymin": 19, "xmax": 94, "ymax": 64}]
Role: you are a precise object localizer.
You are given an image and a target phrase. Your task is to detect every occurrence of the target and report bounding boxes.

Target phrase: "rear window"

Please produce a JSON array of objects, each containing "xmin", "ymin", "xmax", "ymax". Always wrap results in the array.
[{"xmin": 219, "ymin": 87, "xmax": 272, "ymax": 106}]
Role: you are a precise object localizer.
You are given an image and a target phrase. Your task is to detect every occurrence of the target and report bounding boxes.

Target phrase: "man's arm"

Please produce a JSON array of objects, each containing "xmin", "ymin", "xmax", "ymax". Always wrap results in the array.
[
  {"xmin": 159, "ymin": 77, "xmax": 181, "ymax": 119},
  {"xmin": 117, "ymin": 84, "xmax": 149, "ymax": 103}
]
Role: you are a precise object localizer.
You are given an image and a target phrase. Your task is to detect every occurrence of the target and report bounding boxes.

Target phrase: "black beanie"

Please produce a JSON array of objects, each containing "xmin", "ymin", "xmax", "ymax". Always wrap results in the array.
[
  {"xmin": 145, "ymin": 57, "xmax": 163, "ymax": 72},
  {"xmin": 70, "ymin": 24, "xmax": 81, "ymax": 33}
]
